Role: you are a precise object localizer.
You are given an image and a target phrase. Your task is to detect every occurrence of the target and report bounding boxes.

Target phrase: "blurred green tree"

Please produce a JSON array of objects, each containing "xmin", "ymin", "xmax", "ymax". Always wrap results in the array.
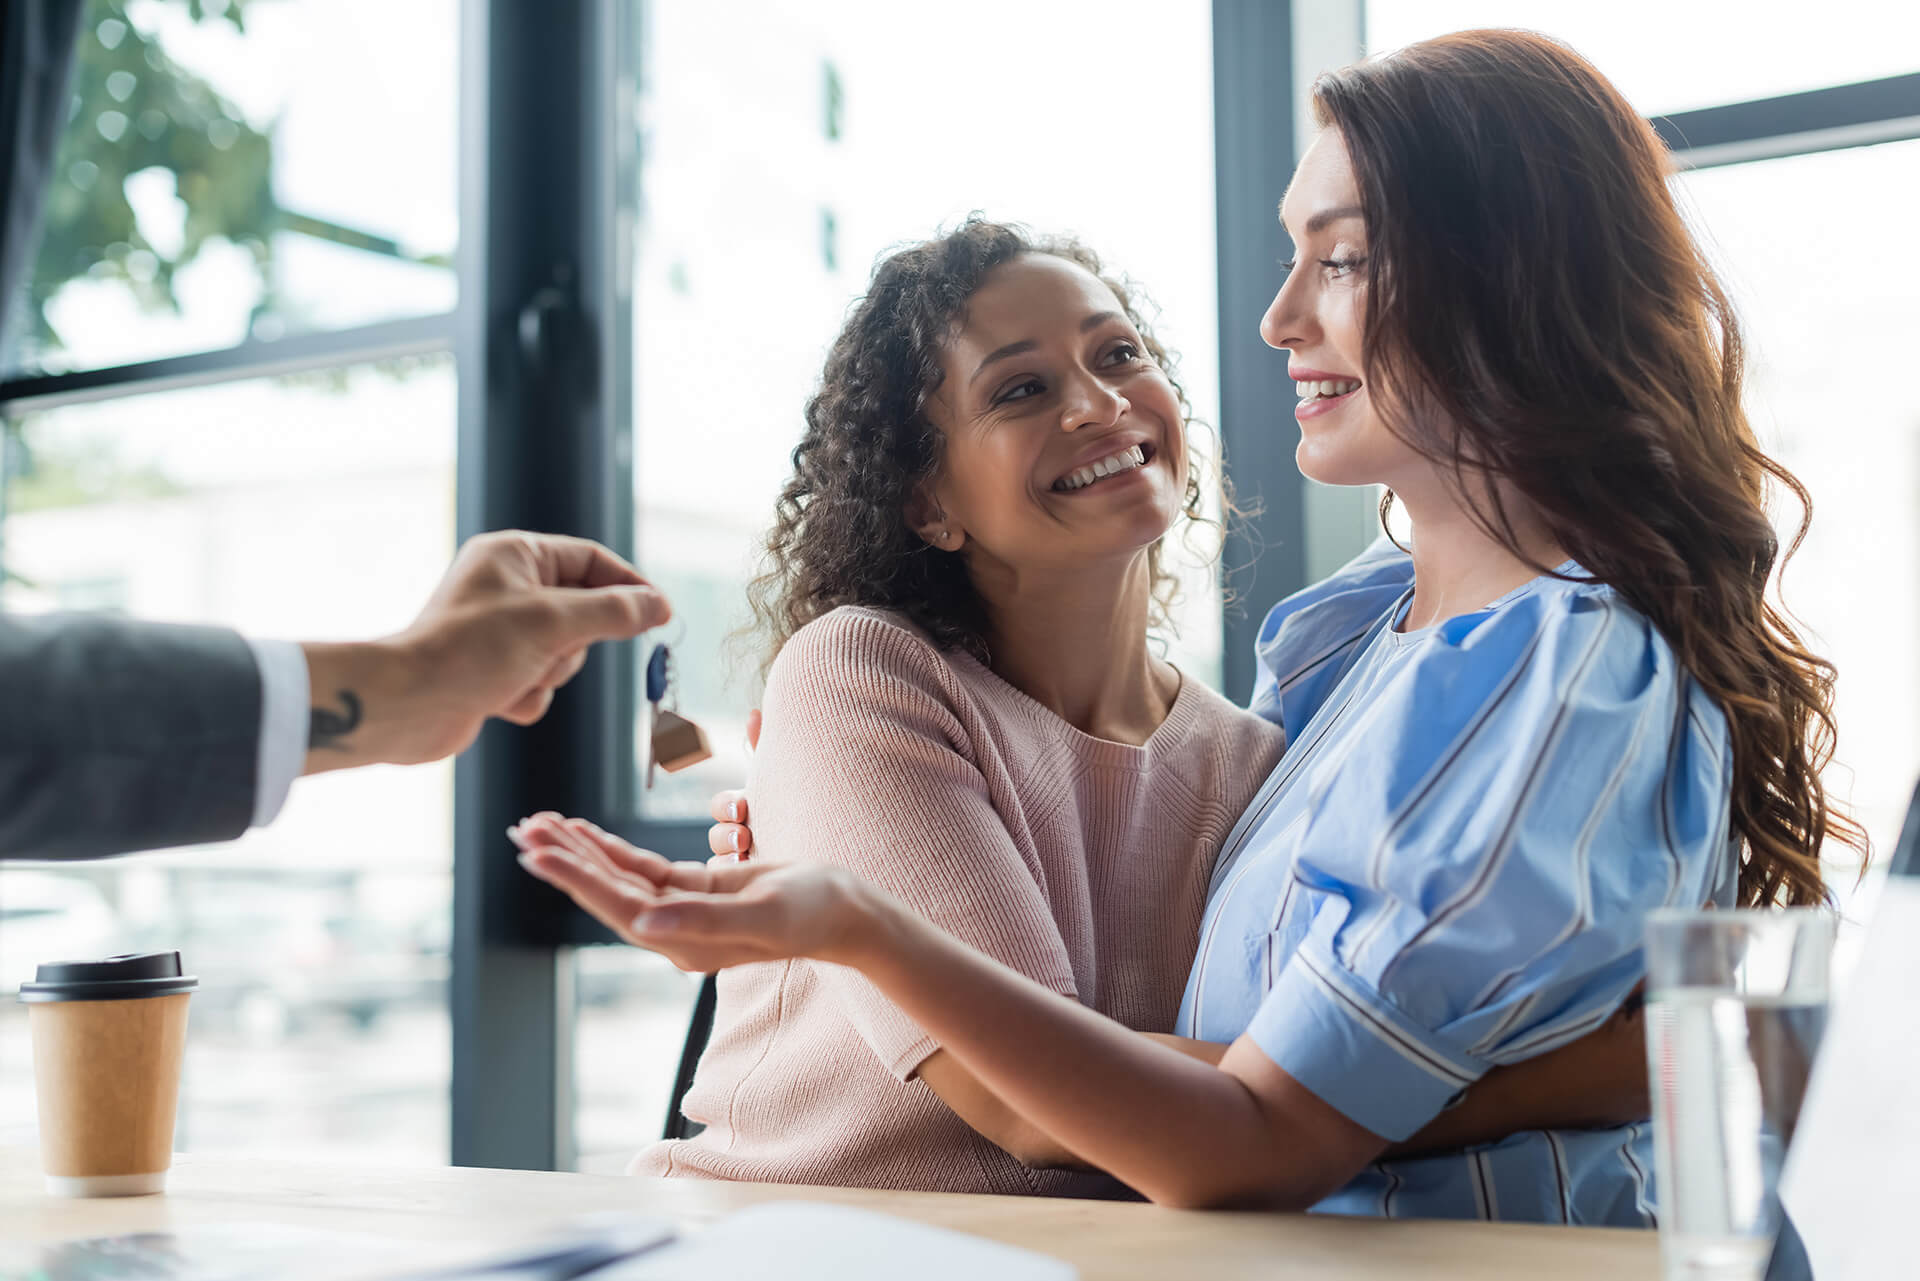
[{"xmin": 24, "ymin": 0, "xmax": 274, "ymax": 360}]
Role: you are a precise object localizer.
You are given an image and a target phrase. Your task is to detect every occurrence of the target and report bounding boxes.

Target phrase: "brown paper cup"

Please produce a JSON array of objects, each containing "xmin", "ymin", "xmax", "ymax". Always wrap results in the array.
[{"xmin": 22, "ymin": 952, "xmax": 196, "ymax": 1198}]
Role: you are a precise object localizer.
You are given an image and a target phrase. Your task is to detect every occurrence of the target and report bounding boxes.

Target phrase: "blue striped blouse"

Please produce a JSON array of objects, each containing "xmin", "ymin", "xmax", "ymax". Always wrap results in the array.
[{"xmin": 1178, "ymin": 537, "xmax": 1738, "ymax": 1225}]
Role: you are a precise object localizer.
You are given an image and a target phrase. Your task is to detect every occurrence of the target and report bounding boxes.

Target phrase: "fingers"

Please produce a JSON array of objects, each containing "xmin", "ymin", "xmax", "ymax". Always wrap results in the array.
[
  {"xmin": 548, "ymin": 584, "xmax": 673, "ymax": 643},
  {"xmin": 516, "ymin": 532, "xmax": 652, "ymax": 591},
  {"xmin": 545, "ymin": 647, "xmax": 588, "ymax": 689},
  {"xmin": 517, "ymin": 848, "xmax": 660, "ymax": 943},
  {"xmin": 516, "ymin": 841, "xmax": 786, "ymax": 971},
  {"xmin": 511, "ymin": 814, "xmax": 676, "ymax": 887},
  {"xmin": 500, "ymin": 685, "xmax": 554, "ymax": 725},
  {"xmin": 510, "ymin": 815, "xmax": 614, "ymax": 882},
  {"xmin": 709, "ymin": 789, "xmax": 749, "ymax": 825},
  {"xmin": 564, "ymin": 817, "xmax": 687, "ymax": 885},
  {"xmin": 709, "ymin": 823, "xmax": 752, "ymax": 858}
]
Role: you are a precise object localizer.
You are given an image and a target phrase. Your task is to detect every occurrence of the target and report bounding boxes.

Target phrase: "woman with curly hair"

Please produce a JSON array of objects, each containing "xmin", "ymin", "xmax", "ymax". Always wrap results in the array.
[{"xmin": 519, "ymin": 29, "xmax": 1861, "ymax": 1222}]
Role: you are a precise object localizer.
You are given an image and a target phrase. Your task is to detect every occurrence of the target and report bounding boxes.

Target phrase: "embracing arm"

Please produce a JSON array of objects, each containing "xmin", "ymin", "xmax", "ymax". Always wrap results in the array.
[
  {"xmin": 704, "ymin": 795, "xmax": 1648, "ymax": 1172},
  {"xmin": 846, "ymin": 882, "xmax": 1381, "ymax": 1207},
  {"xmin": 916, "ymin": 1033, "xmax": 1232, "ymax": 1171},
  {"xmin": 757, "ymin": 869, "xmax": 1384, "ymax": 1207},
  {"xmin": 516, "ymin": 827, "xmax": 1385, "ymax": 1210},
  {"xmin": 515, "ymin": 832, "xmax": 1654, "ymax": 1206}
]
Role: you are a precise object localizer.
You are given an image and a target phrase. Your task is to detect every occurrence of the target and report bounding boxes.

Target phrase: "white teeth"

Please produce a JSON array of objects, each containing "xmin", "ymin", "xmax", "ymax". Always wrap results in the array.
[
  {"xmin": 1298, "ymin": 378, "xmax": 1361, "ymax": 402},
  {"xmin": 1055, "ymin": 444, "xmax": 1148, "ymax": 492}
]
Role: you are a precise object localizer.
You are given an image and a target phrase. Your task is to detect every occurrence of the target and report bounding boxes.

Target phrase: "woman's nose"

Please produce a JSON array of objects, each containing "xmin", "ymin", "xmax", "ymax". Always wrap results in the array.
[
  {"xmin": 1260, "ymin": 283, "xmax": 1308, "ymax": 351},
  {"xmin": 1062, "ymin": 373, "xmax": 1129, "ymax": 431}
]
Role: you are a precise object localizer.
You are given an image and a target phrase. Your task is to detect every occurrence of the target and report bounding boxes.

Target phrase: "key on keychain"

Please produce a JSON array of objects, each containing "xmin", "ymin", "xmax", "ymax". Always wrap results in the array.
[{"xmin": 645, "ymin": 643, "xmax": 712, "ymax": 789}]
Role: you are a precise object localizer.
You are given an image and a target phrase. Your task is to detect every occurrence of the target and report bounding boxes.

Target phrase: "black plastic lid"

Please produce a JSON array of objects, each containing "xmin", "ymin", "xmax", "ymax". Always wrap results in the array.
[{"xmin": 18, "ymin": 951, "xmax": 198, "ymax": 1003}]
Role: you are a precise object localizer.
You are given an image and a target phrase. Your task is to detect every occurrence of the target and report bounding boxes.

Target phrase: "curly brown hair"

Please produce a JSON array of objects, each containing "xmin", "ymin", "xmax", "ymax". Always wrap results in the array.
[{"xmin": 747, "ymin": 217, "xmax": 1220, "ymax": 672}]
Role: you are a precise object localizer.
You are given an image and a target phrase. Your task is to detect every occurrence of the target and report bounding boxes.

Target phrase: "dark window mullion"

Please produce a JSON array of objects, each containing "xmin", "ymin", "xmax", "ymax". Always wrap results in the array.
[
  {"xmin": 1656, "ymin": 71, "xmax": 1920, "ymax": 170},
  {"xmin": 0, "ymin": 313, "xmax": 459, "ymax": 414},
  {"xmin": 451, "ymin": 0, "xmax": 624, "ymax": 1173}
]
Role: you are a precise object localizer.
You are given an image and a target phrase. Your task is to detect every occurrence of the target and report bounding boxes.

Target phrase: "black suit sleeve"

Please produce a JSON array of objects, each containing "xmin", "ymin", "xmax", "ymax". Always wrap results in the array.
[{"xmin": 0, "ymin": 613, "xmax": 262, "ymax": 860}]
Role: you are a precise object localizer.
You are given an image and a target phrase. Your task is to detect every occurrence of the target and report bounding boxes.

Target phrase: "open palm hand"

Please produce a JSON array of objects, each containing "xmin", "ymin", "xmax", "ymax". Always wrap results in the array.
[{"xmin": 507, "ymin": 813, "xmax": 871, "ymax": 971}]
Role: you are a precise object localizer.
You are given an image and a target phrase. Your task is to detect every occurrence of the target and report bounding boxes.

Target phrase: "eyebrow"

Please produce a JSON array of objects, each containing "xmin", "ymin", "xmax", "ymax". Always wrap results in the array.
[
  {"xmin": 1278, "ymin": 202, "xmax": 1365, "ymax": 238},
  {"xmin": 969, "ymin": 311, "xmax": 1123, "ymax": 384}
]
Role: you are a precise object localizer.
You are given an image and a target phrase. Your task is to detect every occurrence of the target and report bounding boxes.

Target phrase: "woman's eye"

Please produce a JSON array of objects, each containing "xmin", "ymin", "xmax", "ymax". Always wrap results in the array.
[
  {"xmin": 994, "ymin": 378, "xmax": 1044, "ymax": 405},
  {"xmin": 1103, "ymin": 341, "xmax": 1143, "ymax": 366},
  {"xmin": 1322, "ymin": 255, "xmax": 1367, "ymax": 279}
]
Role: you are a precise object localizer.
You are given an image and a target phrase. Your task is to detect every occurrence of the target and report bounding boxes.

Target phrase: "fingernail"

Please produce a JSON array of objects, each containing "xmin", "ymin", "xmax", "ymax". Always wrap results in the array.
[
  {"xmin": 731, "ymin": 829, "xmax": 747, "ymax": 853},
  {"xmin": 728, "ymin": 801, "xmax": 743, "ymax": 822},
  {"xmin": 516, "ymin": 852, "xmax": 538, "ymax": 871}
]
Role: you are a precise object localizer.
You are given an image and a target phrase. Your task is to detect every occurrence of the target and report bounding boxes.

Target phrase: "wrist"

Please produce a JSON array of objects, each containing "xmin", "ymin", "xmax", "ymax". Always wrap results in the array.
[
  {"xmin": 299, "ymin": 638, "xmax": 430, "ymax": 774},
  {"xmin": 817, "ymin": 871, "xmax": 911, "ymax": 970},
  {"xmin": 826, "ymin": 876, "xmax": 933, "ymax": 985}
]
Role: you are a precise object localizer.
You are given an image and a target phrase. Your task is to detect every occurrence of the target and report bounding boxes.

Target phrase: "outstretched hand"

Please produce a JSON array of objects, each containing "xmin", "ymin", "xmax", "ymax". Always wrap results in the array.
[
  {"xmin": 507, "ymin": 812, "xmax": 874, "ymax": 971},
  {"xmin": 399, "ymin": 531, "xmax": 672, "ymax": 738},
  {"xmin": 303, "ymin": 531, "xmax": 672, "ymax": 773}
]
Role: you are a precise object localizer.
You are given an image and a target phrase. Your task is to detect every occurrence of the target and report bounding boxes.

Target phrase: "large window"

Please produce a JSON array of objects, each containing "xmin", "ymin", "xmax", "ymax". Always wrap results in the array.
[
  {"xmin": 4, "ymin": 0, "xmax": 457, "ymax": 377},
  {"xmin": 0, "ymin": 356, "xmax": 457, "ymax": 1161},
  {"xmin": 1674, "ymin": 141, "xmax": 1920, "ymax": 881},
  {"xmin": 0, "ymin": 0, "xmax": 459, "ymax": 1166},
  {"xmin": 621, "ymin": 0, "xmax": 1223, "ymax": 823}
]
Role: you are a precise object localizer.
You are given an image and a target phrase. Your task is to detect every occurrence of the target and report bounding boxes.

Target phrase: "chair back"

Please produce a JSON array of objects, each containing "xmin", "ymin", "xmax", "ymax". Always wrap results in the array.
[{"xmin": 661, "ymin": 973, "xmax": 718, "ymax": 1141}]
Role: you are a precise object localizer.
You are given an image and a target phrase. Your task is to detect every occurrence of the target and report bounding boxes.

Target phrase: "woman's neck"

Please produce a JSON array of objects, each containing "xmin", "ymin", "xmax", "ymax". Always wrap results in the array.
[
  {"xmin": 973, "ymin": 555, "xmax": 1178, "ymax": 746},
  {"xmin": 1396, "ymin": 481, "xmax": 1567, "ymax": 632}
]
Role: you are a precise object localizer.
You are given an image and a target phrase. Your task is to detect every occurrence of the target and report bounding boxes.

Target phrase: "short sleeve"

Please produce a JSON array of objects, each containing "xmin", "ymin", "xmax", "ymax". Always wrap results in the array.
[
  {"xmin": 751, "ymin": 609, "xmax": 1077, "ymax": 1080},
  {"xmin": 1247, "ymin": 585, "xmax": 1733, "ymax": 1140},
  {"xmin": 1250, "ymin": 536, "xmax": 1414, "ymax": 737}
]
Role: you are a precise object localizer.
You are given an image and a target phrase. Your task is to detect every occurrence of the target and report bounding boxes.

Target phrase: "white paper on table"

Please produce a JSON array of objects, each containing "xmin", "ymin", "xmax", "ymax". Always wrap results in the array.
[
  {"xmin": 597, "ymin": 1201, "xmax": 1078, "ymax": 1281},
  {"xmin": 1778, "ymin": 878, "xmax": 1920, "ymax": 1281},
  {"xmin": 0, "ymin": 1215, "xmax": 681, "ymax": 1281}
]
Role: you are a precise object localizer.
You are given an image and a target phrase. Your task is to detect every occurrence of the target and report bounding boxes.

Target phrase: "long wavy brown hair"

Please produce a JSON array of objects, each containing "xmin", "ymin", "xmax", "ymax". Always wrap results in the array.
[
  {"xmin": 746, "ymin": 218, "xmax": 1220, "ymax": 671},
  {"xmin": 1316, "ymin": 29, "xmax": 1865, "ymax": 906}
]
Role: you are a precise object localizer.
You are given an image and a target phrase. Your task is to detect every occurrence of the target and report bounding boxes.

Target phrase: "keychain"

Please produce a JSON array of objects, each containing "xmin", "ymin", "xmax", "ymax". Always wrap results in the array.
[{"xmin": 645, "ymin": 642, "xmax": 712, "ymax": 788}]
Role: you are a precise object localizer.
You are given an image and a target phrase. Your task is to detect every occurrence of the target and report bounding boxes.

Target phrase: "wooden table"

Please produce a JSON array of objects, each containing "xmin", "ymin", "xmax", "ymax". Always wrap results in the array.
[{"xmin": 1, "ymin": 1147, "xmax": 1657, "ymax": 1279}]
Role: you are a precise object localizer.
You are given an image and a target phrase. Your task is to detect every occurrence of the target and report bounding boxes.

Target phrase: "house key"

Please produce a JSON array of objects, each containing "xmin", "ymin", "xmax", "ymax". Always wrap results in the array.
[{"xmin": 645, "ymin": 643, "xmax": 712, "ymax": 788}]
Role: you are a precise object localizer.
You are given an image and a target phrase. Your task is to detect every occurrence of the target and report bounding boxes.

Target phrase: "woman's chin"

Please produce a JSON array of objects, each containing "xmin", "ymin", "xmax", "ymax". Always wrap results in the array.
[{"xmin": 1294, "ymin": 436, "xmax": 1378, "ymax": 489}]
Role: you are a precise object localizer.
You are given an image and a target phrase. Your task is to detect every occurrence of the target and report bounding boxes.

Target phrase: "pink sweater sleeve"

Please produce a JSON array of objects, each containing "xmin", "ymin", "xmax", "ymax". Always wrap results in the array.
[{"xmin": 750, "ymin": 609, "xmax": 1077, "ymax": 1079}]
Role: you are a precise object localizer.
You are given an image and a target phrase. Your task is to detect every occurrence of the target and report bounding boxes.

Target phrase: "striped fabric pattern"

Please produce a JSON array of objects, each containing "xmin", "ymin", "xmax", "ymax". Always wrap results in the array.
[{"xmin": 1179, "ymin": 538, "xmax": 1738, "ymax": 1226}]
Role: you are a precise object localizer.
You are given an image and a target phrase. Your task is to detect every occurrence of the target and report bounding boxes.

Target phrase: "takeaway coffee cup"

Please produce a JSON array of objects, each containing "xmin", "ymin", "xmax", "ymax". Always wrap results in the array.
[{"xmin": 20, "ymin": 951, "xmax": 197, "ymax": 1197}]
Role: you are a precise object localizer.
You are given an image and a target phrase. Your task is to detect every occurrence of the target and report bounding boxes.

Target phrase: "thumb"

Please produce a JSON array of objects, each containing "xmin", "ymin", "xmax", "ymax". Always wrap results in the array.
[{"xmin": 546, "ymin": 584, "xmax": 673, "ymax": 644}]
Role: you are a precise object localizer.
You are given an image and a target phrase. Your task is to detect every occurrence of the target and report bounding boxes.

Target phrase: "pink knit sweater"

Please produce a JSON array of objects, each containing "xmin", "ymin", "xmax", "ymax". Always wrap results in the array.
[{"xmin": 629, "ymin": 606, "xmax": 1286, "ymax": 1196}]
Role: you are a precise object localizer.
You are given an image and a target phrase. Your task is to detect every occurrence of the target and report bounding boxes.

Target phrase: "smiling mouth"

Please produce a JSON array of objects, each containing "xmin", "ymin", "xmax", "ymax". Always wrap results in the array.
[
  {"xmin": 1296, "ymin": 377, "xmax": 1362, "ymax": 403},
  {"xmin": 1052, "ymin": 444, "xmax": 1155, "ymax": 493}
]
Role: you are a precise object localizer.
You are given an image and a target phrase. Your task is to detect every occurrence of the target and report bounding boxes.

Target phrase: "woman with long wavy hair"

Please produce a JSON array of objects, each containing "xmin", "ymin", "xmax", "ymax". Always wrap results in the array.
[{"xmin": 518, "ymin": 30, "xmax": 1862, "ymax": 1222}]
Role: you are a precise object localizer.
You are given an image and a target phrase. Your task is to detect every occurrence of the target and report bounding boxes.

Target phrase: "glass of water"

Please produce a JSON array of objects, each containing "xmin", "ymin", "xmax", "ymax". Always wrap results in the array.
[{"xmin": 1644, "ymin": 908, "xmax": 1835, "ymax": 1281}]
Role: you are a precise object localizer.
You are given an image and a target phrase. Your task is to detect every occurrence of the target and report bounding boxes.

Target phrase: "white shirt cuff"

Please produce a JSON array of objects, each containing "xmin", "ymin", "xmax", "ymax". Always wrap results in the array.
[{"xmin": 248, "ymin": 638, "xmax": 310, "ymax": 829}]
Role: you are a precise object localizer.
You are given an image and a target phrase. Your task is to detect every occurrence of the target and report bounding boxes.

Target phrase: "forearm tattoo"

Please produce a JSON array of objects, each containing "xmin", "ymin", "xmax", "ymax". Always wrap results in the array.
[{"xmin": 309, "ymin": 689, "xmax": 364, "ymax": 750}]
